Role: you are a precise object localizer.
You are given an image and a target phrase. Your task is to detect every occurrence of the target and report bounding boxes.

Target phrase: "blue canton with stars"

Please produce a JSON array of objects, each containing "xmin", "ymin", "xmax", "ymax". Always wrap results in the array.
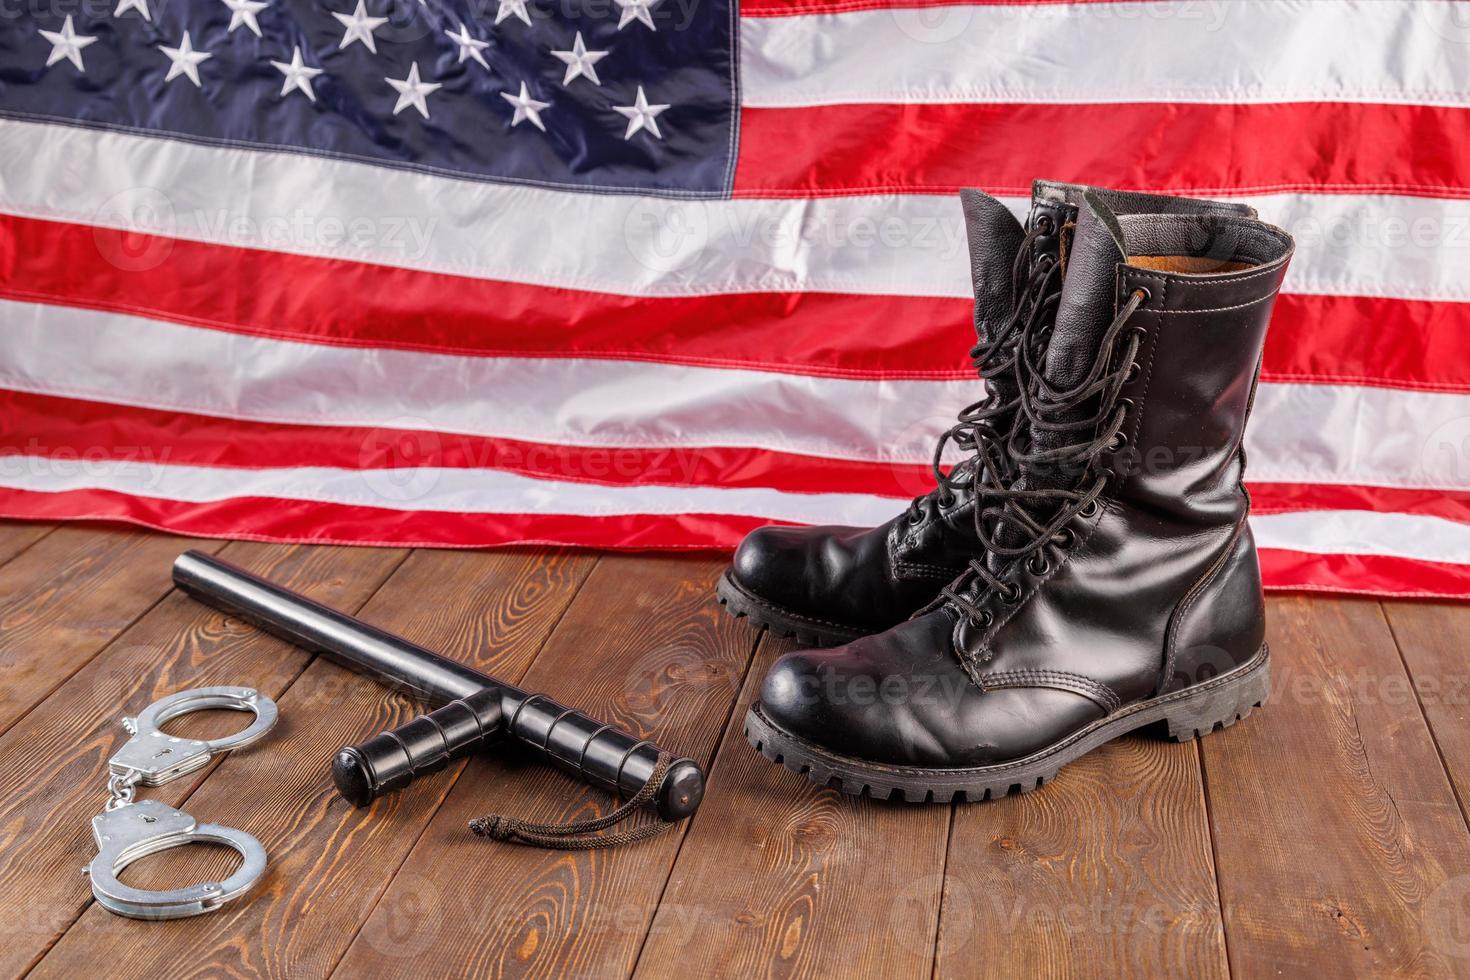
[{"xmin": 0, "ymin": 0, "xmax": 738, "ymax": 197}]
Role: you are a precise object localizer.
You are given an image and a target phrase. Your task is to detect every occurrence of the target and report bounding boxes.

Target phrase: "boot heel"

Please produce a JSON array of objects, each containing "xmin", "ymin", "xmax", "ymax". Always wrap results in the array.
[{"xmin": 1161, "ymin": 650, "xmax": 1270, "ymax": 742}]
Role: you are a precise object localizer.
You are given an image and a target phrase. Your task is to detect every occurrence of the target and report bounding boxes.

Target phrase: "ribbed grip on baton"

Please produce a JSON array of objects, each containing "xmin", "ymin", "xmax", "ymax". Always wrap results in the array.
[
  {"xmin": 332, "ymin": 688, "xmax": 504, "ymax": 807},
  {"xmin": 333, "ymin": 690, "xmax": 705, "ymax": 821}
]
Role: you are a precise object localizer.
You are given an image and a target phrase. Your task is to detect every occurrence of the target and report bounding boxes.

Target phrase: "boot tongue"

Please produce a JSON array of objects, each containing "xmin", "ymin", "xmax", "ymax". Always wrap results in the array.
[
  {"xmin": 958, "ymin": 189, "xmax": 1026, "ymax": 404},
  {"xmin": 978, "ymin": 194, "xmax": 1126, "ymax": 577},
  {"xmin": 1039, "ymin": 192, "xmax": 1128, "ymax": 396}
]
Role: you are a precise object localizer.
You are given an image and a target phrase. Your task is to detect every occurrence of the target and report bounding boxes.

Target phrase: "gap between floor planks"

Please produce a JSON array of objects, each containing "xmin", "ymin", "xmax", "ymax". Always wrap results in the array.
[
  {"xmin": 0, "ymin": 539, "xmax": 413, "ymax": 975},
  {"xmin": 5, "ymin": 528, "xmax": 1470, "ymax": 977}
]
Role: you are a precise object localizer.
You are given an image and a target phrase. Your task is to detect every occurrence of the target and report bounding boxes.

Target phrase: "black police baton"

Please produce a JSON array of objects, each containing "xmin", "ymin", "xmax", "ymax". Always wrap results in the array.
[{"xmin": 173, "ymin": 551, "xmax": 704, "ymax": 846}]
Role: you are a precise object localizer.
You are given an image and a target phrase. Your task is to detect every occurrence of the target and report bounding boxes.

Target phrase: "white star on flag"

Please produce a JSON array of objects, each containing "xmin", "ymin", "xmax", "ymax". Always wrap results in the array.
[
  {"xmin": 501, "ymin": 80, "xmax": 550, "ymax": 131},
  {"xmin": 271, "ymin": 46, "xmax": 324, "ymax": 102},
  {"xmin": 333, "ymin": 0, "xmax": 388, "ymax": 53},
  {"xmin": 551, "ymin": 32, "xmax": 608, "ymax": 87},
  {"xmin": 221, "ymin": 0, "xmax": 269, "ymax": 37},
  {"xmin": 39, "ymin": 15, "xmax": 97, "ymax": 72},
  {"xmin": 159, "ymin": 31, "xmax": 212, "ymax": 87},
  {"xmin": 444, "ymin": 23, "xmax": 490, "ymax": 70},
  {"xmin": 495, "ymin": 0, "xmax": 532, "ymax": 26},
  {"xmin": 386, "ymin": 62, "xmax": 442, "ymax": 119},
  {"xmin": 615, "ymin": 0, "xmax": 658, "ymax": 31},
  {"xmin": 113, "ymin": 0, "xmax": 150, "ymax": 21},
  {"xmin": 612, "ymin": 85, "xmax": 669, "ymax": 139}
]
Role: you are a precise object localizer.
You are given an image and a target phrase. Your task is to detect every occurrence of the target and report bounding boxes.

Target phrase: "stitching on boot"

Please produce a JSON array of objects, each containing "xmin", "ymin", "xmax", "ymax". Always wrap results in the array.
[
  {"xmin": 949, "ymin": 279, "xmax": 1148, "ymax": 666},
  {"xmin": 1137, "ymin": 261, "xmax": 1287, "ymax": 290},
  {"xmin": 891, "ymin": 496, "xmax": 979, "ymax": 582},
  {"xmin": 724, "ymin": 575, "xmax": 866, "ymax": 633},
  {"xmin": 893, "ymin": 561, "xmax": 965, "ymax": 581},
  {"xmin": 1160, "ymin": 519, "xmax": 1248, "ymax": 697},
  {"xmin": 978, "ymin": 669, "xmax": 1122, "ymax": 714},
  {"xmin": 949, "ymin": 502, "xmax": 1107, "ymax": 666},
  {"xmin": 1149, "ymin": 291, "xmax": 1281, "ymax": 316}
]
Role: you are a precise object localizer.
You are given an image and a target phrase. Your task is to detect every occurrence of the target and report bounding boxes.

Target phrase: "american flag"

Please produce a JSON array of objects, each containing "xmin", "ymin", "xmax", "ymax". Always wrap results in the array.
[{"xmin": 1, "ymin": 0, "xmax": 1468, "ymax": 598}]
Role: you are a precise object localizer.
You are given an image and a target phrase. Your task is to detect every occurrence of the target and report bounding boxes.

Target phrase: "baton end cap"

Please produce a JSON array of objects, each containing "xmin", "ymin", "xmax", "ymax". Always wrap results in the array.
[
  {"xmin": 656, "ymin": 758, "xmax": 705, "ymax": 821},
  {"xmin": 332, "ymin": 747, "xmax": 376, "ymax": 808}
]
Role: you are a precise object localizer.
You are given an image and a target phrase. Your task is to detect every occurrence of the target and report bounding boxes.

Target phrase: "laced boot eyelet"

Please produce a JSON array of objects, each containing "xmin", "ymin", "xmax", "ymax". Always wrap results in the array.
[
  {"xmin": 1026, "ymin": 554, "xmax": 1050, "ymax": 576},
  {"xmin": 1132, "ymin": 286, "xmax": 1152, "ymax": 303},
  {"xmin": 1054, "ymin": 528, "xmax": 1076, "ymax": 549},
  {"xmin": 1079, "ymin": 500, "xmax": 1101, "ymax": 519},
  {"xmin": 1106, "ymin": 432, "xmax": 1128, "ymax": 452},
  {"xmin": 1124, "ymin": 361, "xmax": 1141, "ymax": 383},
  {"xmin": 971, "ymin": 610, "xmax": 994, "ymax": 628},
  {"xmin": 999, "ymin": 582, "xmax": 1022, "ymax": 604},
  {"xmin": 939, "ymin": 492, "xmax": 957, "ymax": 509}
]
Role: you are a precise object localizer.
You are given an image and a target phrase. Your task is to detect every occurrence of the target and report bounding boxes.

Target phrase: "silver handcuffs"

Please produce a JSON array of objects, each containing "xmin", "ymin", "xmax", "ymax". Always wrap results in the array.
[{"xmin": 86, "ymin": 686, "xmax": 278, "ymax": 920}]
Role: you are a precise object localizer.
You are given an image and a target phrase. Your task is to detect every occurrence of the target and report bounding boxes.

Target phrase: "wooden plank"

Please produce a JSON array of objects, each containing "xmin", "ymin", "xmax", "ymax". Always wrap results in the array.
[
  {"xmin": 1379, "ymin": 601, "xmax": 1470, "ymax": 815},
  {"xmin": 332, "ymin": 553, "xmax": 758, "ymax": 980},
  {"xmin": 1203, "ymin": 596, "xmax": 1470, "ymax": 975},
  {"xmin": 0, "ymin": 541, "xmax": 407, "ymax": 977},
  {"xmin": 33, "ymin": 547, "xmax": 596, "ymax": 980},
  {"xmin": 634, "ymin": 634, "xmax": 951, "ymax": 980},
  {"xmin": 938, "ymin": 740, "xmax": 1227, "ymax": 978},
  {"xmin": 0, "ymin": 526, "xmax": 223, "ymax": 738},
  {"xmin": 0, "ymin": 520, "xmax": 54, "ymax": 566}
]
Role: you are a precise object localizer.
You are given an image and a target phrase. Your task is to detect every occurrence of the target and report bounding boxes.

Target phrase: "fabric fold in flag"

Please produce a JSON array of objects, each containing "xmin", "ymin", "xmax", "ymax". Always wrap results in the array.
[{"xmin": 1, "ymin": 0, "xmax": 1467, "ymax": 597}]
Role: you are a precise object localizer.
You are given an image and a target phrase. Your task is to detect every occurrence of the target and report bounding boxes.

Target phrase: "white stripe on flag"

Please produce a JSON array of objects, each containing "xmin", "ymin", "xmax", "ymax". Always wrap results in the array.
[
  {"xmin": 740, "ymin": 0, "xmax": 1470, "ymax": 109},
  {"xmin": 4, "ymin": 298, "xmax": 1470, "ymax": 490},
  {"xmin": 5, "ymin": 119, "xmax": 1470, "ymax": 305},
  {"xmin": 0, "ymin": 454, "xmax": 1467, "ymax": 564},
  {"xmin": 0, "ymin": 298, "xmax": 976, "ymax": 464}
]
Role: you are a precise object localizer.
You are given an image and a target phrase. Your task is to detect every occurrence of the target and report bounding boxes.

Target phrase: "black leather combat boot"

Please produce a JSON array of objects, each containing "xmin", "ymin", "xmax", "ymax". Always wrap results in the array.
[
  {"xmin": 717, "ymin": 181, "xmax": 1256, "ymax": 647},
  {"xmin": 745, "ymin": 192, "xmax": 1295, "ymax": 800}
]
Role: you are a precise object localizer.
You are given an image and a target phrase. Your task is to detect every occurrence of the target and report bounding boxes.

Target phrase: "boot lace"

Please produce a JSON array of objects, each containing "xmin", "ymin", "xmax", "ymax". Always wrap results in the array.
[
  {"xmin": 905, "ymin": 220, "xmax": 1065, "ymax": 525},
  {"xmin": 940, "ymin": 288, "xmax": 1150, "ymax": 625}
]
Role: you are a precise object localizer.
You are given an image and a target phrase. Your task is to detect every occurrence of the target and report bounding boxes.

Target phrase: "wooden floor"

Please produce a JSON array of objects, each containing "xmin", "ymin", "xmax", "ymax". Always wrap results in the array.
[{"xmin": 3, "ymin": 522, "xmax": 1470, "ymax": 978}]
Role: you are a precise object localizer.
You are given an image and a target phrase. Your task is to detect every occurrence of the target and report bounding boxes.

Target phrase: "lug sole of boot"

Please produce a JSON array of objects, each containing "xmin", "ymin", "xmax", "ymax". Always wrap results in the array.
[
  {"xmin": 743, "ymin": 644, "xmax": 1270, "ymax": 803},
  {"xmin": 715, "ymin": 570, "xmax": 867, "ymax": 648}
]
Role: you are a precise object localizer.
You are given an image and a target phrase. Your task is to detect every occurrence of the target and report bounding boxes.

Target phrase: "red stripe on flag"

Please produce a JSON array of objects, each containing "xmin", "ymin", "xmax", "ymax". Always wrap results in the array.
[
  {"xmin": 1251, "ymin": 483, "xmax": 1470, "ymax": 528},
  {"xmin": 5, "ymin": 214, "xmax": 1470, "ymax": 392},
  {"xmin": 2, "ymin": 488, "xmax": 1467, "ymax": 599},
  {"xmin": 1258, "ymin": 549, "xmax": 1470, "ymax": 600},
  {"xmin": 1264, "ymin": 294, "xmax": 1470, "ymax": 394},
  {"xmin": 0, "ymin": 214, "xmax": 974, "ymax": 381},
  {"xmin": 735, "ymin": 102, "xmax": 1470, "ymax": 201},
  {"xmin": 0, "ymin": 389, "xmax": 938, "ymax": 498},
  {"xmin": 0, "ymin": 486, "xmax": 764, "ymax": 550},
  {"xmin": 8, "ymin": 390, "xmax": 1470, "ymax": 525}
]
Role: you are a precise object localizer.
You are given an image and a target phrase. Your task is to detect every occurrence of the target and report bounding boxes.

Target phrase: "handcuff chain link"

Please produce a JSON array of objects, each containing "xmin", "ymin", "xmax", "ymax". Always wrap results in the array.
[{"xmin": 105, "ymin": 769, "xmax": 141, "ymax": 811}]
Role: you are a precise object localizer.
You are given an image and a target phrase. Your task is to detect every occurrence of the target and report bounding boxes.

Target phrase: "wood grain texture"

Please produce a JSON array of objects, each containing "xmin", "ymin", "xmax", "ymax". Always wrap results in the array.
[
  {"xmin": 32, "ymin": 547, "xmax": 596, "ymax": 980},
  {"xmin": 0, "ymin": 541, "xmax": 406, "ymax": 977},
  {"xmin": 1203, "ymin": 596, "xmax": 1470, "ymax": 976},
  {"xmin": 332, "ymin": 553, "xmax": 758, "ymax": 980},
  {"xmin": 0, "ymin": 526, "xmax": 221, "ymax": 737},
  {"xmin": 0, "ymin": 521, "xmax": 53, "ymax": 566},
  {"xmin": 634, "ymin": 634, "xmax": 951, "ymax": 980},
  {"xmin": 1380, "ymin": 601, "xmax": 1470, "ymax": 818},
  {"xmin": 938, "ymin": 737, "xmax": 1227, "ymax": 979},
  {"xmin": 7, "ymin": 528, "xmax": 1470, "ymax": 979}
]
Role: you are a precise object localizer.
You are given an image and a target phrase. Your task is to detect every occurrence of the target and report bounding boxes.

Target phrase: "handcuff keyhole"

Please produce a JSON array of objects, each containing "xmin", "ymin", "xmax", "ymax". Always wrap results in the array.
[
  {"xmin": 141, "ymin": 815, "xmax": 157, "ymax": 823},
  {"xmin": 153, "ymin": 748, "xmax": 173, "ymax": 758}
]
